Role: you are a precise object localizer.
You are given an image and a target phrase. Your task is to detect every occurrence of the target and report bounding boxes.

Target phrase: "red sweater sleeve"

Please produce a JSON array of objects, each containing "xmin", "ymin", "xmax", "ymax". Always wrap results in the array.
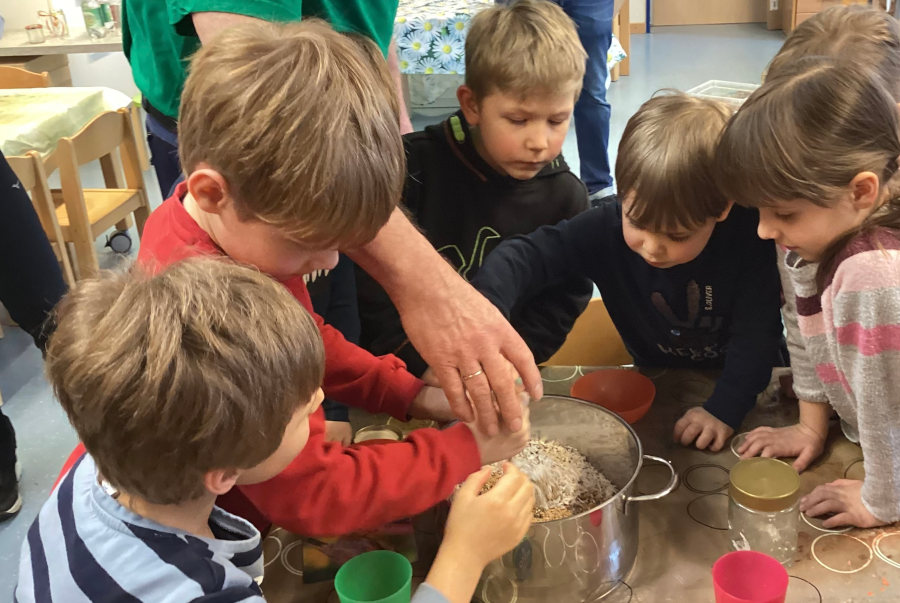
[
  {"xmin": 138, "ymin": 194, "xmax": 425, "ymax": 419},
  {"xmin": 236, "ymin": 408, "xmax": 482, "ymax": 535},
  {"xmin": 292, "ymin": 280, "xmax": 423, "ymax": 419}
]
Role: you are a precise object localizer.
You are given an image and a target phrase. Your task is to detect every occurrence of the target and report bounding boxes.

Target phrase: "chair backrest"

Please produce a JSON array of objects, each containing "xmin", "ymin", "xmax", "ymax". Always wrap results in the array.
[
  {"xmin": 7, "ymin": 151, "xmax": 57, "ymax": 228},
  {"xmin": 56, "ymin": 108, "xmax": 146, "ymax": 197},
  {"xmin": 6, "ymin": 151, "xmax": 76, "ymax": 285},
  {"xmin": 0, "ymin": 65, "xmax": 51, "ymax": 89},
  {"xmin": 542, "ymin": 297, "xmax": 633, "ymax": 367}
]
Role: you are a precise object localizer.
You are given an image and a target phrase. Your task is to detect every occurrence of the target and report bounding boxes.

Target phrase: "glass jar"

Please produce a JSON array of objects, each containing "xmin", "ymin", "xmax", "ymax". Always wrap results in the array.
[
  {"xmin": 81, "ymin": 0, "xmax": 107, "ymax": 39},
  {"xmin": 25, "ymin": 24, "xmax": 45, "ymax": 44},
  {"xmin": 40, "ymin": 8, "xmax": 69, "ymax": 39},
  {"xmin": 728, "ymin": 458, "xmax": 800, "ymax": 566}
]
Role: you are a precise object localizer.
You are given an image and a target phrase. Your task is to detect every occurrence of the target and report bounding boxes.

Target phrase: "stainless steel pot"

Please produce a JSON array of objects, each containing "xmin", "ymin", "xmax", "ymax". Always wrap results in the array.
[{"xmin": 477, "ymin": 395, "xmax": 678, "ymax": 603}]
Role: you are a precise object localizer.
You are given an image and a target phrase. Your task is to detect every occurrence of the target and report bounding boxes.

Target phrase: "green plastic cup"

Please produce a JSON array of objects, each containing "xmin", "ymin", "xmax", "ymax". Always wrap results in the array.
[{"xmin": 334, "ymin": 550, "xmax": 412, "ymax": 603}]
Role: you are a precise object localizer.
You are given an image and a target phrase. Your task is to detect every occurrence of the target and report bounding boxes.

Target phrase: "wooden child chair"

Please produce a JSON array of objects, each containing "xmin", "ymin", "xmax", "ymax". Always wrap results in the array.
[
  {"xmin": 6, "ymin": 151, "xmax": 77, "ymax": 287},
  {"xmin": 49, "ymin": 107, "xmax": 153, "ymax": 279},
  {"xmin": 542, "ymin": 297, "xmax": 633, "ymax": 367},
  {"xmin": 0, "ymin": 66, "xmax": 50, "ymax": 89}
]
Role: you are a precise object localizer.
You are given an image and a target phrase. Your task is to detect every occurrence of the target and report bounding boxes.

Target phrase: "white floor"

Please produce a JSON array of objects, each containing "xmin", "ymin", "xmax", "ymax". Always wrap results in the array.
[{"xmin": 0, "ymin": 23, "xmax": 786, "ymax": 599}]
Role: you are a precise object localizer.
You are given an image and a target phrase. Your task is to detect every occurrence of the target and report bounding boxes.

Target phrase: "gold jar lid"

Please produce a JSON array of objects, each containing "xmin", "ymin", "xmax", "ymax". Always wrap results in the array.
[
  {"xmin": 352, "ymin": 424, "xmax": 403, "ymax": 444},
  {"xmin": 729, "ymin": 457, "xmax": 800, "ymax": 512}
]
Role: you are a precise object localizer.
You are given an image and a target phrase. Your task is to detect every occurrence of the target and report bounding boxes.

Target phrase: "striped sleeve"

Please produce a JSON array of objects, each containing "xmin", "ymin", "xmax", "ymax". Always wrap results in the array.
[
  {"xmin": 412, "ymin": 583, "xmax": 451, "ymax": 603},
  {"xmin": 828, "ymin": 248, "xmax": 900, "ymax": 522},
  {"xmin": 779, "ymin": 253, "xmax": 829, "ymax": 403},
  {"xmin": 191, "ymin": 589, "xmax": 266, "ymax": 602}
]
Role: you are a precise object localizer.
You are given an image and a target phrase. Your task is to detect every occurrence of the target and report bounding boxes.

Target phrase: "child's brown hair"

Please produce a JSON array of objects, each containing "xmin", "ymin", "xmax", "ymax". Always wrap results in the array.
[
  {"xmin": 766, "ymin": 5, "xmax": 900, "ymax": 99},
  {"xmin": 716, "ymin": 57, "xmax": 900, "ymax": 287},
  {"xmin": 465, "ymin": 0, "xmax": 586, "ymax": 100},
  {"xmin": 179, "ymin": 20, "xmax": 402, "ymax": 248},
  {"xmin": 615, "ymin": 92, "xmax": 732, "ymax": 231},
  {"xmin": 46, "ymin": 258, "xmax": 325, "ymax": 505}
]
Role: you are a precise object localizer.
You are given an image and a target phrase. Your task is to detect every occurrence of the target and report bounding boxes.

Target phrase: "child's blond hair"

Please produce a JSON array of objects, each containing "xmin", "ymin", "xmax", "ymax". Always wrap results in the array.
[
  {"xmin": 465, "ymin": 0, "xmax": 586, "ymax": 100},
  {"xmin": 179, "ymin": 20, "xmax": 403, "ymax": 248},
  {"xmin": 46, "ymin": 258, "xmax": 325, "ymax": 505},
  {"xmin": 615, "ymin": 92, "xmax": 732, "ymax": 231}
]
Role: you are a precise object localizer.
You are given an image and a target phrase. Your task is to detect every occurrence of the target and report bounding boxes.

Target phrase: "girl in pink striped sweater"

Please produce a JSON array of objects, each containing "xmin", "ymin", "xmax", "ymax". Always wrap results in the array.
[{"xmin": 716, "ymin": 57, "xmax": 900, "ymax": 529}]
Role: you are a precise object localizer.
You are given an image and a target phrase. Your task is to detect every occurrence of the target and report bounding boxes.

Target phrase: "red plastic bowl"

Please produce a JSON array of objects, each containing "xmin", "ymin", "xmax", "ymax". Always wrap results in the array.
[{"xmin": 569, "ymin": 369, "xmax": 656, "ymax": 424}]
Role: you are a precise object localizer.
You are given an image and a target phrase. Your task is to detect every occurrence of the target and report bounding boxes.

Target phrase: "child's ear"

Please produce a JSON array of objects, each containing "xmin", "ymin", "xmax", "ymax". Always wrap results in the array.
[
  {"xmin": 457, "ymin": 85, "xmax": 481, "ymax": 127},
  {"xmin": 849, "ymin": 171, "xmax": 880, "ymax": 211},
  {"xmin": 715, "ymin": 200, "xmax": 735, "ymax": 223},
  {"xmin": 187, "ymin": 164, "xmax": 231, "ymax": 214},
  {"xmin": 204, "ymin": 468, "xmax": 240, "ymax": 496}
]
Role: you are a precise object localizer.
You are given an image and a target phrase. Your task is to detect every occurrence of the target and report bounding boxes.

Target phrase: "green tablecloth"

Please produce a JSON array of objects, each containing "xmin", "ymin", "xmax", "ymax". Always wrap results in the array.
[{"xmin": 0, "ymin": 87, "xmax": 132, "ymax": 157}]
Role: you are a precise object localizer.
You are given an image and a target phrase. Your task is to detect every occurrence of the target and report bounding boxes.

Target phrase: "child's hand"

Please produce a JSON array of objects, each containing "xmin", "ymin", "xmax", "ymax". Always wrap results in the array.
[
  {"xmin": 800, "ymin": 479, "xmax": 886, "ymax": 529},
  {"xmin": 673, "ymin": 407, "xmax": 734, "ymax": 451},
  {"xmin": 443, "ymin": 464, "xmax": 534, "ymax": 568},
  {"xmin": 324, "ymin": 420, "xmax": 352, "ymax": 445},
  {"xmin": 738, "ymin": 423, "xmax": 825, "ymax": 472},
  {"xmin": 421, "ymin": 367, "xmax": 441, "ymax": 388},
  {"xmin": 408, "ymin": 385, "xmax": 457, "ymax": 423},
  {"xmin": 468, "ymin": 397, "xmax": 530, "ymax": 465}
]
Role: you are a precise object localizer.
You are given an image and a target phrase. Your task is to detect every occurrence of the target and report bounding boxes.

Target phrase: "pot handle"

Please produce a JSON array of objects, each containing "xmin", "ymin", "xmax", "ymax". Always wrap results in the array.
[{"xmin": 624, "ymin": 455, "xmax": 679, "ymax": 503}]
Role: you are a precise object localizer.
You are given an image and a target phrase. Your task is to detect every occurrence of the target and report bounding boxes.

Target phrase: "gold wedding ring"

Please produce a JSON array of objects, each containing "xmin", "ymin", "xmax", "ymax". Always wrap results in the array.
[{"xmin": 461, "ymin": 369, "xmax": 484, "ymax": 381}]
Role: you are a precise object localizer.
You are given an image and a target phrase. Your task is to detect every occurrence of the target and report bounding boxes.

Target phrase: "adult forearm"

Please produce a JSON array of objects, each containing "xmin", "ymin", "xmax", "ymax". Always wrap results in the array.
[
  {"xmin": 348, "ymin": 208, "xmax": 540, "ymax": 435},
  {"xmin": 350, "ymin": 208, "xmax": 445, "ymax": 307},
  {"xmin": 192, "ymin": 11, "xmax": 267, "ymax": 43},
  {"xmin": 388, "ymin": 39, "xmax": 413, "ymax": 134}
]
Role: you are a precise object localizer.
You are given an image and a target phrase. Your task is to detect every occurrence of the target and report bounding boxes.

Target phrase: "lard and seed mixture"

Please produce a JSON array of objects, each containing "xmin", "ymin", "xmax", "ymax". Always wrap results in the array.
[{"xmin": 484, "ymin": 439, "xmax": 617, "ymax": 522}]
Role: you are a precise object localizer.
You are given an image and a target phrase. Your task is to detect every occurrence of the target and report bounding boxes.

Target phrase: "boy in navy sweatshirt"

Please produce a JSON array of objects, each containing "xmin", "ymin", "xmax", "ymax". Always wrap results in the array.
[{"xmin": 473, "ymin": 92, "xmax": 785, "ymax": 452}]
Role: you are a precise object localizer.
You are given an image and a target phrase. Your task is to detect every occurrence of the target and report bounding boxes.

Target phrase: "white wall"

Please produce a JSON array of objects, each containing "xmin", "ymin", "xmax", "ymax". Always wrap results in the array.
[
  {"xmin": 2, "ymin": 0, "xmax": 137, "ymax": 95},
  {"xmin": 630, "ymin": 0, "xmax": 646, "ymax": 25},
  {"xmin": 3, "ymin": 0, "xmax": 79, "ymax": 30}
]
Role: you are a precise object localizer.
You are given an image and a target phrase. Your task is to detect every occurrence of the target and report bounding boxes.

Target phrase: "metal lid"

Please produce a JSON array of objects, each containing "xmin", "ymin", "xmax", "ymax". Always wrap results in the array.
[
  {"xmin": 729, "ymin": 458, "xmax": 800, "ymax": 512},
  {"xmin": 352, "ymin": 424, "xmax": 403, "ymax": 444}
]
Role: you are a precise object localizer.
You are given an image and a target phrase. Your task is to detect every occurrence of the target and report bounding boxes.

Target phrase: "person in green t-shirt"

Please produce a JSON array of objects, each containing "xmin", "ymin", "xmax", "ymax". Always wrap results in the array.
[{"xmin": 122, "ymin": 0, "xmax": 410, "ymax": 196}]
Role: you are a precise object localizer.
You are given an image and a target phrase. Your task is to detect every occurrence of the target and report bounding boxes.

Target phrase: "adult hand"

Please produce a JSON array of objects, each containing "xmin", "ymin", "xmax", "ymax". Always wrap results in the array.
[
  {"xmin": 800, "ymin": 479, "xmax": 885, "ymax": 529},
  {"xmin": 402, "ymin": 282, "xmax": 540, "ymax": 435},
  {"xmin": 351, "ymin": 210, "xmax": 542, "ymax": 436}
]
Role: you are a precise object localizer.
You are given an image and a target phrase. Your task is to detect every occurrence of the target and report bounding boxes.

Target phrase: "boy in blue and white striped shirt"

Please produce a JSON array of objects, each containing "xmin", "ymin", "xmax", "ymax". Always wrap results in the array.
[{"xmin": 17, "ymin": 258, "xmax": 533, "ymax": 603}]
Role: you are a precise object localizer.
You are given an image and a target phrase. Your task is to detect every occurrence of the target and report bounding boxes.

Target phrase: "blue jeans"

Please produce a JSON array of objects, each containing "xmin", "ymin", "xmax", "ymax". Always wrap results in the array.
[
  {"xmin": 145, "ymin": 112, "xmax": 183, "ymax": 198},
  {"xmin": 553, "ymin": 0, "xmax": 614, "ymax": 196}
]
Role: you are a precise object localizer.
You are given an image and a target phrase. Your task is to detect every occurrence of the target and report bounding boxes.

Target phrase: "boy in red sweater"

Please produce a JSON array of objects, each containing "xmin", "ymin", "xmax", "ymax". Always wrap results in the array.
[{"xmin": 131, "ymin": 20, "xmax": 530, "ymax": 535}]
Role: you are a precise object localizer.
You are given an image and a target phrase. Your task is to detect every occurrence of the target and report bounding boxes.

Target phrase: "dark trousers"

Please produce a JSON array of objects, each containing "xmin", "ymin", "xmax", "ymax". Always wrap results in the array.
[
  {"xmin": 145, "ymin": 112, "xmax": 183, "ymax": 198},
  {"xmin": 0, "ymin": 150, "xmax": 67, "ymax": 473}
]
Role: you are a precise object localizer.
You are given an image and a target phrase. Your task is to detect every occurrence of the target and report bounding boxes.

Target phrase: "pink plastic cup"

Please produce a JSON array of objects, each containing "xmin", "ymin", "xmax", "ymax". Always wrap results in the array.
[{"xmin": 712, "ymin": 551, "xmax": 789, "ymax": 603}]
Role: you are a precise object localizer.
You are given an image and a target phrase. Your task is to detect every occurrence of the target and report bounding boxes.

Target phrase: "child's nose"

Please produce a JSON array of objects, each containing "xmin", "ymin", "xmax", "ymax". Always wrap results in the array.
[
  {"xmin": 757, "ymin": 219, "xmax": 777, "ymax": 241},
  {"xmin": 317, "ymin": 250, "xmax": 340, "ymax": 271},
  {"xmin": 525, "ymin": 129, "xmax": 548, "ymax": 152},
  {"xmin": 644, "ymin": 237, "xmax": 664, "ymax": 257}
]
